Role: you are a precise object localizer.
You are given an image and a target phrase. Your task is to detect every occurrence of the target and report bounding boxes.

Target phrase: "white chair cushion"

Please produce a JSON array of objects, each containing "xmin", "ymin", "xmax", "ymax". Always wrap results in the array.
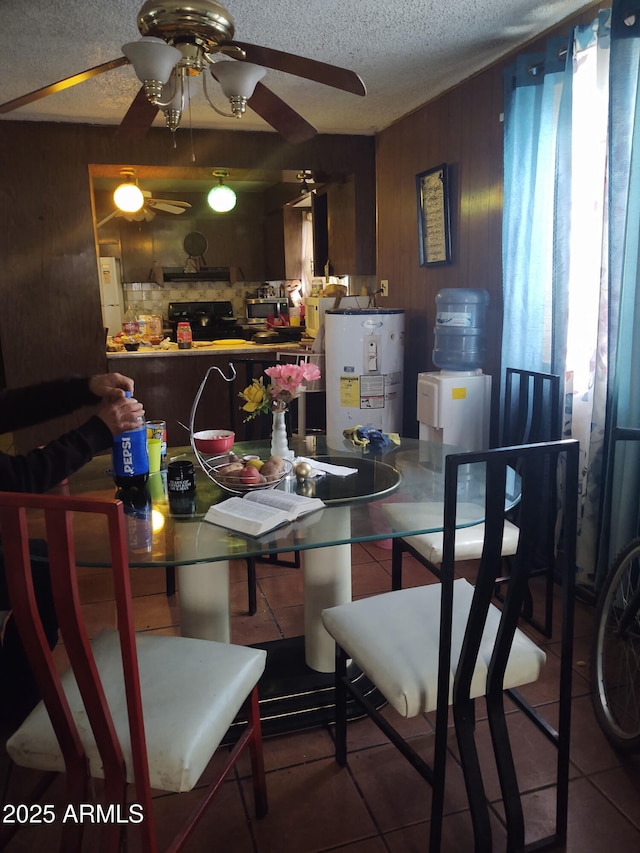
[
  {"xmin": 7, "ymin": 630, "xmax": 266, "ymax": 793},
  {"xmin": 404, "ymin": 520, "xmax": 520, "ymax": 566},
  {"xmin": 382, "ymin": 500, "xmax": 520, "ymax": 565},
  {"xmin": 321, "ymin": 578, "xmax": 545, "ymax": 719}
]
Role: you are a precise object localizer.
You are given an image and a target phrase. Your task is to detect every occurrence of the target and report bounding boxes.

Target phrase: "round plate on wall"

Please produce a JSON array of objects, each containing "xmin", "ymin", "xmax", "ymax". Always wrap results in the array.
[{"xmin": 183, "ymin": 231, "xmax": 208, "ymax": 257}]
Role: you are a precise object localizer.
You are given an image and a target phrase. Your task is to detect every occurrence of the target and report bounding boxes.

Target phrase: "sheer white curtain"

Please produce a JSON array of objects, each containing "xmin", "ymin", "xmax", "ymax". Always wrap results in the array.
[
  {"xmin": 502, "ymin": 12, "xmax": 611, "ymax": 584},
  {"xmin": 557, "ymin": 15, "xmax": 610, "ymax": 582}
]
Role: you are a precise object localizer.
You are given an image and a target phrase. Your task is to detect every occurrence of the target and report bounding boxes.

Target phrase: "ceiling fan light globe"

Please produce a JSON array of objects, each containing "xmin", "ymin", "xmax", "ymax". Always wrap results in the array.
[
  {"xmin": 207, "ymin": 184, "xmax": 237, "ymax": 213},
  {"xmin": 114, "ymin": 182, "xmax": 145, "ymax": 213},
  {"xmin": 123, "ymin": 37, "xmax": 182, "ymax": 85},
  {"xmin": 212, "ymin": 61, "xmax": 266, "ymax": 99}
]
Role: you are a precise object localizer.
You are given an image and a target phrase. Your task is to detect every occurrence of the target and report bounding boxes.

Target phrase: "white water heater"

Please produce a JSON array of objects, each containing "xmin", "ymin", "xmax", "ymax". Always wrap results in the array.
[
  {"xmin": 417, "ymin": 370, "xmax": 492, "ymax": 451},
  {"xmin": 325, "ymin": 308, "xmax": 405, "ymax": 435}
]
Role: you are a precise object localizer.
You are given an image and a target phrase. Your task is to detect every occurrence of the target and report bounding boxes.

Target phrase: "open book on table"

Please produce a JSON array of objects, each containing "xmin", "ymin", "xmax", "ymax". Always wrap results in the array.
[{"xmin": 203, "ymin": 489, "xmax": 325, "ymax": 537}]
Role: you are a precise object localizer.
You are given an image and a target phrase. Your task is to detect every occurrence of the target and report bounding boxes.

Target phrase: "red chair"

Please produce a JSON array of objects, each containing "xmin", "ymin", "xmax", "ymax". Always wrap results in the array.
[{"xmin": 0, "ymin": 491, "xmax": 267, "ymax": 853}]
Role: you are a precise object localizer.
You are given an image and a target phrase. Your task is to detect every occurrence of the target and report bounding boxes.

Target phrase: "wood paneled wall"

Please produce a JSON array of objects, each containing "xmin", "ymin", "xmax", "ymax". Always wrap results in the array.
[
  {"xmin": 0, "ymin": 2, "xmax": 601, "ymax": 450},
  {"xmin": 376, "ymin": 66, "xmax": 505, "ymax": 436},
  {"xmin": 0, "ymin": 124, "xmax": 374, "ymax": 451},
  {"xmin": 376, "ymin": 1, "xmax": 603, "ymax": 438}
]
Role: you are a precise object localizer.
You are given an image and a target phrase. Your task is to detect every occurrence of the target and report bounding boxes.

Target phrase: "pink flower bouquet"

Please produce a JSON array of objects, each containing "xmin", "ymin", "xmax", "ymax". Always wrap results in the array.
[{"xmin": 239, "ymin": 362, "xmax": 322, "ymax": 420}]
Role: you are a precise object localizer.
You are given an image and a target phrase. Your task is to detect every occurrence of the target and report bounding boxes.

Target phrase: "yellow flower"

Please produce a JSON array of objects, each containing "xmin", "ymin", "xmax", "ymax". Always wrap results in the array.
[{"xmin": 239, "ymin": 379, "xmax": 270, "ymax": 418}]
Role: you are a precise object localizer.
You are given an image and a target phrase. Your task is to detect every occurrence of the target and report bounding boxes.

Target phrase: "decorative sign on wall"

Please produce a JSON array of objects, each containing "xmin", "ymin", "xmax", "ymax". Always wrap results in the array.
[{"xmin": 416, "ymin": 163, "xmax": 452, "ymax": 266}]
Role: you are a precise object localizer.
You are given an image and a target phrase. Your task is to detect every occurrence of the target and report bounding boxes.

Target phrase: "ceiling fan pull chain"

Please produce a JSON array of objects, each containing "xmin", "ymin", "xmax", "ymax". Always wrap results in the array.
[{"xmin": 188, "ymin": 81, "xmax": 196, "ymax": 162}]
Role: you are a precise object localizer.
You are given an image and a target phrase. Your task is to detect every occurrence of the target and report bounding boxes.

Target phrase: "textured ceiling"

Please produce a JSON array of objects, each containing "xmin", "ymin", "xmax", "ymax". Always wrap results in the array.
[{"xmin": 0, "ymin": 0, "xmax": 592, "ymax": 136}]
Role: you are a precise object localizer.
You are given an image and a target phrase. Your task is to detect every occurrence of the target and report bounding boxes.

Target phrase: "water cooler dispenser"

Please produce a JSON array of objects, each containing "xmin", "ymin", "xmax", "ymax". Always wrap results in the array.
[{"xmin": 418, "ymin": 289, "xmax": 492, "ymax": 451}]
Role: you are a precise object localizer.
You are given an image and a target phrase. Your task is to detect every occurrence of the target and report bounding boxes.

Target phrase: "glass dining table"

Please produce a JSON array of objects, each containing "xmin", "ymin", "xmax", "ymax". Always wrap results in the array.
[{"xmin": 56, "ymin": 435, "xmax": 518, "ymax": 734}]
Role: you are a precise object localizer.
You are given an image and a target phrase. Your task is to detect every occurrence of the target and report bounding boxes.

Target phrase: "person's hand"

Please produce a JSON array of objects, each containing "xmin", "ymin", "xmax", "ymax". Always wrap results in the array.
[
  {"xmin": 89, "ymin": 372, "xmax": 135, "ymax": 399},
  {"xmin": 96, "ymin": 393, "xmax": 145, "ymax": 437}
]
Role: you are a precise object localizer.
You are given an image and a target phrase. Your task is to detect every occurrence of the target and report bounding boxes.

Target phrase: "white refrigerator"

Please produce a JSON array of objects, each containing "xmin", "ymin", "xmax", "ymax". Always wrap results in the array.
[{"xmin": 99, "ymin": 257, "xmax": 124, "ymax": 335}]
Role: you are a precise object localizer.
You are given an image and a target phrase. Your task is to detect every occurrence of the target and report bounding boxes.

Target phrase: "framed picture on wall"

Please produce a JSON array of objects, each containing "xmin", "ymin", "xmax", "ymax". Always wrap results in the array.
[{"xmin": 416, "ymin": 163, "xmax": 452, "ymax": 266}]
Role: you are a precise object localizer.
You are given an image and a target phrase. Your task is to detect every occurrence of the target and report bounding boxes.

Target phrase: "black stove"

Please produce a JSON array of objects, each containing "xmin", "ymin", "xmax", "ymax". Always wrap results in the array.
[{"xmin": 167, "ymin": 301, "xmax": 245, "ymax": 341}]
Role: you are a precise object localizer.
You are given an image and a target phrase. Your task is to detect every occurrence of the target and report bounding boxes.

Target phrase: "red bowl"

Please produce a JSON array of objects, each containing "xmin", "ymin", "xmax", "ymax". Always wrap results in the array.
[{"xmin": 193, "ymin": 430, "xmax": 235, "ymax": 454}]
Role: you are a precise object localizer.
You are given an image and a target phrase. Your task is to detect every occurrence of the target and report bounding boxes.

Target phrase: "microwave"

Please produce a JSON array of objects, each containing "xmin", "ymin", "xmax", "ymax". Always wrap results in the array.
[{"xmin": 245, "ymin": 298, "xmax": 289, "ymax": 324}]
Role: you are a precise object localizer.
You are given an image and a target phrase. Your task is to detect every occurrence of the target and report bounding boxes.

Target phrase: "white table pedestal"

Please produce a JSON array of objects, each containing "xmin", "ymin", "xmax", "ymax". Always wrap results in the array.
[
  {"xmin": 302, "ymin": 511, "xmax": 352, "ymax": 672},
  {"xmin": 174, "ymin": 526, "xmax": 230, "ymax": 642},
  {"xmin": 178, "ymin": 561, "xmax": 230, "ymax": 642}
]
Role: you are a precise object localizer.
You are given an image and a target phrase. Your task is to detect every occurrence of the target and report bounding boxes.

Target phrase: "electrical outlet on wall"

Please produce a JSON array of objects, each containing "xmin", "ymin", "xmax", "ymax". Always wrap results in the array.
[{"xmin": 380, "ymin": 279, "xmax": 389, "ymax": 297}]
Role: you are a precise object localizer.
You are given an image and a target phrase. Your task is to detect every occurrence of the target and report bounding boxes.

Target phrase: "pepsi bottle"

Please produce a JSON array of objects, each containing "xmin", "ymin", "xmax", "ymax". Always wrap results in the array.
[
  {"xmin": 117, "ymin": 486, "xmax": 153, "ymax": 554},
  {"xmin": 112, "ymin": 392, "xmax": 149, "ymax": 488}
]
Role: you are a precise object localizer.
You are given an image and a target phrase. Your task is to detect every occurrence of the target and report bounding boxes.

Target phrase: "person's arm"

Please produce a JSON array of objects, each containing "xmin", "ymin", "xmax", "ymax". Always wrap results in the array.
[
  {"xmin": 0, "ymin": 375, "xmax": 144, "ymax": 493},
  {"xmin": 0, "ymin": 373, "xmax": 134, "ymax": 435},
  {"xmin": 0, "ymin": 418, "xmax": 112, "ymax": 493},
  {"xmin": 0, "ymin": 377, "xmax": 97, "ymax": 434}
]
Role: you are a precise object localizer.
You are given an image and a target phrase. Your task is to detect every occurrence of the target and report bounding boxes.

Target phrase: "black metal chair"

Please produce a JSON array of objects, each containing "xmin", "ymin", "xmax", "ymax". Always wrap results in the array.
[
  {"xmin": 496, "ymin": 368, "xmax": 562, "ymax": 634},
  {"xmin": 501, "ymin": 367, "xmax": 561, "ymax": 447},
  {"xmin": 166, "ymin": 357, "xmax": 301, "ymax": 610},
  {"xmin": 392, "ymin": 367, "xmax": 561, "ymax": 636},
  {"xmin": 229, "ymin": 358, "xmax": 277, "ymax": 441},
  {"xmin": 322, "ymin": 439, "xmax": 578, "ymax": 852},
  {"xmin": 230, "ymin": 357, "xmax": 301, "ymax": 576}
]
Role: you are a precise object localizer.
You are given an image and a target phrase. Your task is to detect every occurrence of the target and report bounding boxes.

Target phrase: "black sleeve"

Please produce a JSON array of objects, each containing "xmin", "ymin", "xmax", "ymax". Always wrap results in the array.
[
  {"xmin": 0, "ymin": 416, "xmax": 113, "ymax": 494},
  {"xmin": 0, "ymin": 377, "xmax": 100, "ymax": 435}
]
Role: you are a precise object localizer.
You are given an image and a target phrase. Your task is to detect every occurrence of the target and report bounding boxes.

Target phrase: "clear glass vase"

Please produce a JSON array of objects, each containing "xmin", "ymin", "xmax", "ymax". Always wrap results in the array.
[{"xmin": 270, "ymin": 407, "xmax": 294, "ymax": 460}]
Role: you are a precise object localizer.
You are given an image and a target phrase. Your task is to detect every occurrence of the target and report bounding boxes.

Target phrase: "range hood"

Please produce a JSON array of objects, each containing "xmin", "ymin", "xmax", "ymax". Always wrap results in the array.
[{"xmin": 162, "ymin": 267, "xmax": 231, "ymax": 282}]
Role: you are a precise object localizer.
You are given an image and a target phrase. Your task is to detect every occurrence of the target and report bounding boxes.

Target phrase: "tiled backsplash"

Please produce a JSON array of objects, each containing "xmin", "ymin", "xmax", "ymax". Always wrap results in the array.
[
  {"xmin": 122, "ymin": 281, "xmax": 280, "ymax": 322},
  {"xmin": 122, "ymin": 276, "xmax": 376, "ymax": 323}
]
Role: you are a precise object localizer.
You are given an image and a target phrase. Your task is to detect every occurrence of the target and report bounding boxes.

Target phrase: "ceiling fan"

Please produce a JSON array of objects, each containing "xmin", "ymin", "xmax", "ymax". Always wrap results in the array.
[
  {"xmin": 97, "ymin": 169, "xmax": 191, "ymax": 227},
  {"xmin": 0, "ymin": 0, "xmax": 366, "ymax": 145}
]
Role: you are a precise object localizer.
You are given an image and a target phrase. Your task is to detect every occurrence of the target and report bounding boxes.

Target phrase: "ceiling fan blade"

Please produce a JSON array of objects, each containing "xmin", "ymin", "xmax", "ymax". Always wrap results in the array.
[
  {"xmin": 248, "ymin": 82, "xmax": 317, "ymax": 144},
  {"xmin": 230, "ymin": 41, "xmax": 366, "ymax": 97},
  {"xmin": 96, "ymin": 210, "xmax": 119, "ymax": 229},
  {"xmin": 148, "ymin": 198, "xmax": 191, "ymax": 208},
  {"xmin": 115, "ymin": 87, "xmax": 159, "ymax": 140},
  {"xmin": 0, "ymin": 57, "xmax": 129, "ymax": 114},
  {"xmin": 148, "ymin": 200, "xmax": 191, "ymax": 214},
  {"xmin": 123, "ymin": 207, "xmax": 156, "ymax": 222}
]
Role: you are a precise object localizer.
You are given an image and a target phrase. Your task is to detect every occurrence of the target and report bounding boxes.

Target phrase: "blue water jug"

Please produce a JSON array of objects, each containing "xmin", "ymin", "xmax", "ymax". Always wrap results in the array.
[{"xmin": 432, "ymin": 288, "xmax": 489, "ymax": 371}]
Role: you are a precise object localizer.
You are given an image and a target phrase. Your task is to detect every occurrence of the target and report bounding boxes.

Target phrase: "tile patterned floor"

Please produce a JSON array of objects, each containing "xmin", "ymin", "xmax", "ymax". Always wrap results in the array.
[{"xmin": 2, "ymin": 542, "xmax": 640, "ymax": 852}]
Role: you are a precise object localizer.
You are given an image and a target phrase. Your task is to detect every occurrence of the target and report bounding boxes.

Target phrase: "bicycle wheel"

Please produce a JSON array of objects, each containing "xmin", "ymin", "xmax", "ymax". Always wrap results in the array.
[{"xmin": 591, "ymin": 538, "xmax": 640, "ymax": 751}]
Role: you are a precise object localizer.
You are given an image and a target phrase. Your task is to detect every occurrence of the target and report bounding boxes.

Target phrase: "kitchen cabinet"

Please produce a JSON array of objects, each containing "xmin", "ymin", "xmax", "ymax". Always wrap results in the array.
[
  {"xmin": 264, "ymin": 206, "xmax": 304, "ymax": 280},
  {"xmin": 312, "ymin": 174, "xmax": 376, "ymax": 276},
  {"xmin": 114, "ymin": 192, "xmax": 267, "ymax": 283},
  {"xmin": 107, "ymin": 351, "xmax": 273, "ymax": 446},
  {"xmin": 107, "ymin": 347, "xmax": 326, "ymax": 446}
]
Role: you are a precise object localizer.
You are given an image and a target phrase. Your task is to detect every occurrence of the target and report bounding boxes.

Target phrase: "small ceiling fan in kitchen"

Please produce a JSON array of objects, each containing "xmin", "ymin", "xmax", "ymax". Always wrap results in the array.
[
  {"xmin": 97, "ymin": 168, "xmax": 191, "ymax": 227},
  {"xmin": 0, "ymin": 0, "xmax": 366, "ymax": 144}
]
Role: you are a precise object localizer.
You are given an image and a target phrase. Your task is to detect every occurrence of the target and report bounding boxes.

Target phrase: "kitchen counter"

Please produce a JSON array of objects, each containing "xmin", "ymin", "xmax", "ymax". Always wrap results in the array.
[
  {"xmin": 107, "ymin": 340, "xmax": 307, "ymax": 357},
  {"xmin": 106, "ymin": 342, "xmax": 319, "ymax": 447}
]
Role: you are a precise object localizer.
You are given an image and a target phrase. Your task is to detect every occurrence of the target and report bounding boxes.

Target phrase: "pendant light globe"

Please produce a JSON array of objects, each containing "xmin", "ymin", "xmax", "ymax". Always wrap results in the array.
[
  {"xmin": 207, "ymin": 171, "xmax": 237, "ymax": 212},
  {"xmin": 113, "ymin": 171, "xmax": 145, "ymax": 213}
]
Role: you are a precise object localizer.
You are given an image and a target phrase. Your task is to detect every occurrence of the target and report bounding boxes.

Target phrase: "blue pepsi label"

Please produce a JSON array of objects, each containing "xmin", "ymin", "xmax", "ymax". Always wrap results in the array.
[
  {"xmin": 124, "ymin": 498, "xmax": 152, "ymax": 552},
  {"xmin": 113, "ymin": 428, "xmax": 149, "ymax": 479}
]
